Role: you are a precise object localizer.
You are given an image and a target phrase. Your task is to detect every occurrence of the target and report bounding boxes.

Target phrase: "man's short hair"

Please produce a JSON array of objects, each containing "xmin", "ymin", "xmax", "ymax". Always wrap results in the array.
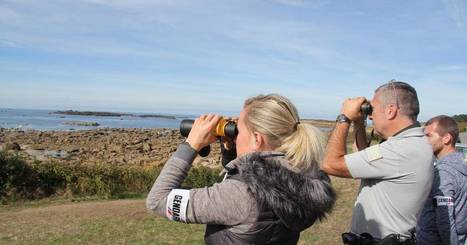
[
  {"xmin": 425, "ymin": 115, "xmax": 459, "ymax": 146},
  {"xmin": 375, "ymin": 79, "xmax": 420, "ymax": 121}
]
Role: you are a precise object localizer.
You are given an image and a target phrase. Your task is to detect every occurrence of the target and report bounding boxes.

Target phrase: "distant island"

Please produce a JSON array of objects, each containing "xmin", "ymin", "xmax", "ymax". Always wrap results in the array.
[
  {"xmin": 63, "ymin": 121, "xmax": 100, "ymax": 127},
  {"xmin": 138, "ymin": 114, "xmax": 176, "ymax": 120},
  {"xmin": 52, "ymin": 110, "xmax": 177, "ymax": 120},
  {"xmin": 53, "ymin": 110, "xmax": 131, "ymax": 117}
]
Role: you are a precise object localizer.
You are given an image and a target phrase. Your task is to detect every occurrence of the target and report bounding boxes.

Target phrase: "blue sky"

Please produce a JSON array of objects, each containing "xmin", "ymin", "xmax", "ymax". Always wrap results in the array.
[{"xmin": 0, "ymin": 0, "xmax": 466, "ymax": 120}]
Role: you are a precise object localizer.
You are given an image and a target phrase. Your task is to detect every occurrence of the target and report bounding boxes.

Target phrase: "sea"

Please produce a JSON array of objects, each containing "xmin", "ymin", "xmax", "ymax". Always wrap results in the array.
[{"xmin": 0, "ymin": 108, "xmax": 193, "ymax": 131}]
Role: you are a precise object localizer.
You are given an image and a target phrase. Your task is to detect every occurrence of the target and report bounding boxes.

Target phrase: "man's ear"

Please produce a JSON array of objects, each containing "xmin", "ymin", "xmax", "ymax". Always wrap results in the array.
[
  {"xmin": 441, "ymin": 134, "xmax": 452, "ymax": 146},
  {"xmin": 386, "ymin": 104, "xmax": 398, "ymax": 120}
]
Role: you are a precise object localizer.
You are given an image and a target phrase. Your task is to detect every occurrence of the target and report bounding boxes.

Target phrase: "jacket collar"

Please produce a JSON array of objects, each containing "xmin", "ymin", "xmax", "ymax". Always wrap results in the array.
[
  {"xmin": 389, "ymin": 125, "xmax": 424, "ymax": 139},
  {"xmin": 224, "ymin": 151, "xmax": 305, "ymax": 175}
]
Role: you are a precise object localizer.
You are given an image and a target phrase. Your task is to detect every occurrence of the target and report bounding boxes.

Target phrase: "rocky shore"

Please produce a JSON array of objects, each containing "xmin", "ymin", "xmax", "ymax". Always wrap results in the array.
[
  {"xmin": 0, "ymin": 120, "xmax": 340, "ymax": 168},
  {"xmin": 0, "ymin": 128, "xmax": 223, "ymax": 167}
]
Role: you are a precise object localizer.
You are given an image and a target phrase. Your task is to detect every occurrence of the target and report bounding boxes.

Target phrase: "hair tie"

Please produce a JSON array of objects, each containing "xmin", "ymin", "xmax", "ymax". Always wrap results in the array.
[{"xmin": 294, "ymin": 121, "xmax": 300, "ymax": 130}]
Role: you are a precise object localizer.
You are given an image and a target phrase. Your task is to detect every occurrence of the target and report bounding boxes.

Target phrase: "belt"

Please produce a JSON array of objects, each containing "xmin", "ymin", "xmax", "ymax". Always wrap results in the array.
[{"xmin": 342, "ymin": 232, "xmax": 416, "ymax": 245}]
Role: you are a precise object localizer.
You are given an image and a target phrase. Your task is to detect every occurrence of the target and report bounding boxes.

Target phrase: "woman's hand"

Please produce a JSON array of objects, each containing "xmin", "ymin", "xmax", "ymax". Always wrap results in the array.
[{"xmin": 186, "ymin": 114, "xmax": 222, "ymax": 152}]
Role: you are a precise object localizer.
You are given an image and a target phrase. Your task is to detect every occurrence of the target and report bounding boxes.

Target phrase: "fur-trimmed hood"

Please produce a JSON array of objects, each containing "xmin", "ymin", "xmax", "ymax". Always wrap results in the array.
[{"xmin": 225, "ymin": 151, "xmax": 336, "ymax": 232}]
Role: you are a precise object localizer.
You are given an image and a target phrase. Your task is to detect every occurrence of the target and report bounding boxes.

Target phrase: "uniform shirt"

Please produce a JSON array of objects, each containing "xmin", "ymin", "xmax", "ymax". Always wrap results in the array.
[
  {"xmin": 416, "ymin": 152, "xmax": 467, "ymax": 245},
  {"xmin": 344, "ymin": 126, "xmax": 434, "ymax": 239}
]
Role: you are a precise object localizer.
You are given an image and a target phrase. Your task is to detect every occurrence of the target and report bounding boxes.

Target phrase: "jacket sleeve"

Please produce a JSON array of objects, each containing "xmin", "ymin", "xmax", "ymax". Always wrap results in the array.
[
  {"xmin": 433, "ymin": 167, "xmax": 459, "ymax": 245},
  {"xmin": 146, "ymin": 143, "xmax": 254, "ymax": 226}
]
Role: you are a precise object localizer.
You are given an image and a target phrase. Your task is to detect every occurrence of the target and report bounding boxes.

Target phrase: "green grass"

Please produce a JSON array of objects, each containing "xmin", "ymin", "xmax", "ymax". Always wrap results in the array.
[
  {"xmin": 0, "ymin": 199, "xmax": 205, "ymax": 245},
  {"xmin": 0, "ymin": 138, "xmax": 361, "ymax": 244},
  {"xmin": 0, "ymin": 175, "xmax": 359, "ymax": 245}
]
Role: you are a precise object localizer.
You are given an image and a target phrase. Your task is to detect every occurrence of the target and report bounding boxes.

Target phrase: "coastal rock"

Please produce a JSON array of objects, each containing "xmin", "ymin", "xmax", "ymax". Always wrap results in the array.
[
  {"xmin": 3, "ymin": 142, "xmax": 21, "ymax": 151},
  {"xmin": 63, "ymin": 121, "xmax": 100, "ymax": 127},
  {"xmin": 0, "ymin": 128, "xmax": 223, "ymax": 167},
  {"xmin": 110, "ymin": 145, "xmax": 123, "ymax": 153},
  {"xmin": 143, "ymin": 143, "xmax": 151, "ymax": 152}
]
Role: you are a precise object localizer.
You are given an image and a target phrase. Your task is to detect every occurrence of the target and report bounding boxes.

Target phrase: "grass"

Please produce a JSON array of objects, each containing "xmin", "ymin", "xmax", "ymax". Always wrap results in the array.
[
  {"xmin": 0, "ymin": 176, "xmax": 359, "ymax": 244},
  {"xmin": 0, "ymin": 130, "xmax": 361, "ymax": 244},
  {"xmin": 0, "ymin": 199, "xmax": 205, "ymax": 245}
]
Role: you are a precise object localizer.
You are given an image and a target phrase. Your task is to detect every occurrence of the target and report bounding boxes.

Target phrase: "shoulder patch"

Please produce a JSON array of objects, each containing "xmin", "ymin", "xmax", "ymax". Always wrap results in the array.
[
  {"xmin": 166, "ymin": 189, "xmax": 190, "ymax": 222},
  {"xmin": 433, "ymin": 196, "xmax": 454, "ymax": 207},
  {"xmin": 365, "ymin": 145, "xmax": 383, "ymax": 162}
]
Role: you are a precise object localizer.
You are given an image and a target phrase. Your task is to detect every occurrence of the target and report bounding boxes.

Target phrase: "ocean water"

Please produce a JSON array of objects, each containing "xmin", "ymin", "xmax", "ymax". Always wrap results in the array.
[{"xmin": 0, "ymin": 108, "xmax": 192, "ymax": 131}]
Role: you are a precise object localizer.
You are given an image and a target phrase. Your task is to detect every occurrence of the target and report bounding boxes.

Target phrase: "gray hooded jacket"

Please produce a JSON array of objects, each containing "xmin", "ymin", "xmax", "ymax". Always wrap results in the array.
[
  {"xmin": 146, "ymin": 143, "xmax": 336, "ymax": 244},
  {"xmin": 417, "ymin": 152, "xmax": 467, "ymax": 245}
]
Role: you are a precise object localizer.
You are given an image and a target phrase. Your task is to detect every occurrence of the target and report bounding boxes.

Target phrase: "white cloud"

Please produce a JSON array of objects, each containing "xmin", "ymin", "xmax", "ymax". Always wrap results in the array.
[
  {"xmin": 443, "ymin": 0, "xmax": 467, "ymax": 34},
  {"xmin": 271, "ymin": 0, "xmax": 325, "ymax": 8},
  {"xmin": 434, "ymin": 64, "xmax": 467, "ymax": 72}
]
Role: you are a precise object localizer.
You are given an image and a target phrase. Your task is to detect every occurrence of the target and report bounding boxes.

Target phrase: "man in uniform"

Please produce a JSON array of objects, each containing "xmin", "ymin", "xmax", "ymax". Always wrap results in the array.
[
  {"xmin": 417, "ymin": 115, "xmax": 467, "ymax": 245},
  {"xmin": 321, "ymin": 80, "xmax": 434, "ymax": 243}
]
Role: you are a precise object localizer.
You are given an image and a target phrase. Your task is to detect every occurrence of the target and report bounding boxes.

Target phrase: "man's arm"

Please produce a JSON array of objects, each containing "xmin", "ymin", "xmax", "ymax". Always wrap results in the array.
[
  {"xmin": 353, "ymin": 120, "xmax": 369, "ymax": 151},
  {"xmin": 321, "ymin": 97, "xmax": 366, "ymax": 178},
  {"xmin": 433, "ymin": 168, "xmax": 459, "ymax": 245},
  {"xmin": 321, "ymin": 121, "xmax": 352, "ymax": 178}
]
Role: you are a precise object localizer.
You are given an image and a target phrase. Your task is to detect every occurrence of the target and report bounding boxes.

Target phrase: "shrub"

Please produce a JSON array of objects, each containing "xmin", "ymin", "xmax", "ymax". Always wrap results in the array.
[
  {"xmin": 182, "ymin": 166, "xmax": 223, "ymax": 188},
  {"xmin": 0, "ymin": 152, "xmax": 40, "ymax": 202},
  {"xmin": 0, "ymin": 152, "xmax": 223, "ymax": 203}
]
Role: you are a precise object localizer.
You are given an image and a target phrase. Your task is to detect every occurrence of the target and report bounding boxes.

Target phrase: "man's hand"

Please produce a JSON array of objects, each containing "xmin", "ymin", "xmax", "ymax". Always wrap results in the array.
[{"xmin": 341, "ymin": 97, "xmax": 366, "ymax": 122}]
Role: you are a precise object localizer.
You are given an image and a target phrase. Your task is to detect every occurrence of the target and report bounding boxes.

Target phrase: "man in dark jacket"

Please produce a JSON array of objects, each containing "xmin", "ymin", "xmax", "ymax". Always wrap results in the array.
[{"xmin": 417, "ymin": 115, "xmax": 467, "ymax": 245}]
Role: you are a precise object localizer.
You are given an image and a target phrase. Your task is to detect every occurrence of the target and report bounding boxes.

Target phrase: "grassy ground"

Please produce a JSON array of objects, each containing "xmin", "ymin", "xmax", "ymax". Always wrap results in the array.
[
  {"xmin": 1, "ymin": 126, "xmax": 361, "ymax": 244},
  {"xmin": 0, "ymin": 176, "xmax": 358, "ymax": 245}
]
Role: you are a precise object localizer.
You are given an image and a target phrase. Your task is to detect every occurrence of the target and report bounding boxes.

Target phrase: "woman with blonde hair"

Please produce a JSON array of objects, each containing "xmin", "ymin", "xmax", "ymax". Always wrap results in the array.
[{"xmin": 147, "ymin": 94, "xmax": 336, "ymax": 244}]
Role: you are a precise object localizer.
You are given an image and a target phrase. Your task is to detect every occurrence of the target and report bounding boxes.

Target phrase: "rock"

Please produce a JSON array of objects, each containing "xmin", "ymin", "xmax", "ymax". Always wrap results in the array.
[
  {"xmin": 3, "ymin": 142, "xmax": 21, "ymax": 151},
  {"xmin": 132, "ymin": 139, "xmax": 143, "ymax": 145},
  {"xmin": 31, "ymin": 145, "xmax": 45, "ymax": 150},
  {"xmin": 143, "ymin": 143, "xmax": 151, "ymax": 152},
  {"xmin": 0, "ymin": 128, "xmax": 222, "ymax": 168},
  {"xmin": 110, "ymin": 145, "xmax": 123, "ymax": 153},
  {"xmin": 68, "ymin": 147, "xmax": 80, "ymax": 153},
  {"xmin": 127, "ymin": 143, "xmax": 143, "ymax": 151}
]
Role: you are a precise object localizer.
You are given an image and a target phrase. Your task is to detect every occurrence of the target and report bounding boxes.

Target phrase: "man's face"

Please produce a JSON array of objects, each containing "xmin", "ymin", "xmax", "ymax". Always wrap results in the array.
[
  {"xmin": 368, "ymin": 91, "xmax": 386, "ymax": 137},
  {"xmin": 424, "ymin": 122, "xmax": 444, "ymax": 155}
]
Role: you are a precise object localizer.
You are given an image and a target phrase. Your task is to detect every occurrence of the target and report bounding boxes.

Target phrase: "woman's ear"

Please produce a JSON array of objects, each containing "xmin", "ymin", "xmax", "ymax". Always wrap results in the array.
[
  {"xmin": 252, "ymin": 132, "xmax": 270, "ymax": 151},
  {"xmin": 252, "ymin": 132, "xmax": 261, "ymax": 151}
]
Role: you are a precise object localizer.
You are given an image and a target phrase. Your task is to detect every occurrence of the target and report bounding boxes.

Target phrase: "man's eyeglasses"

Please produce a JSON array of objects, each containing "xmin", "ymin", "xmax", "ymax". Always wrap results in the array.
[{"xmin": 389, "ymin": 79, "xmax": 399, "ymax": 108}]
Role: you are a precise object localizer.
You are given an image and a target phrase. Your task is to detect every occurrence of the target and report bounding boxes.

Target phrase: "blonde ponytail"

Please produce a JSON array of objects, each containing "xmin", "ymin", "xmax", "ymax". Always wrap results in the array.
[
  {"xmin": 276, "ymin": 123, "xmax": 326, "ymax": 172},
  {"xmin": 244, "ymin": 94, "xmax": 326, "ymax": 173}
]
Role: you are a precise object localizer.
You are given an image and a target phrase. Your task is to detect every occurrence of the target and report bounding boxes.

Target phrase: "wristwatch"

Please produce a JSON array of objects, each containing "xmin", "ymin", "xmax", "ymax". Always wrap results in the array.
[{"xmin": 336, "ymin": 114, "xmax": 351, "ymax": 124}]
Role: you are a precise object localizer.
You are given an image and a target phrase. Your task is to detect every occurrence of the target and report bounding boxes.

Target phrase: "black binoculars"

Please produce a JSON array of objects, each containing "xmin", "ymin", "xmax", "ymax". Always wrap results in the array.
[
  {"xmin": 179, "ymin": 118, "xmax": 238, "ymax": 157},
  {"xmin": 361, "ymin": 102, "xmax": 372, "ymax": 116}
]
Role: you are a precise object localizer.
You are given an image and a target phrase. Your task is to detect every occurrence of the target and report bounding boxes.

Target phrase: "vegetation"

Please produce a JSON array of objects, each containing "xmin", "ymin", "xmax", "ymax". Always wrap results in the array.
[
  {"xmin": 0, "ymin": 151, "xmax": 223, "ymax": 204},
  {"xmin": 451, "ymin": 114, "xmax": 467, "ymax": 132},
  {"xmin": 452, "ymin": 114, "xmax": 467, "ymax": 122},
  {"xmin": 0, "ymin": 144, "xmax": 358, "ymax": 244},
  {"xmin": 0, "ymin": 176, "xmax": 359, "ymax": 244}
]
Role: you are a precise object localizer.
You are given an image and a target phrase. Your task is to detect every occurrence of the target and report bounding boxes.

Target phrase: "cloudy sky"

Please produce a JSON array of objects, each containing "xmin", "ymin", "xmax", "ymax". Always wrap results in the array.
[{"xmin": 1, "ymin": 0, "xmax": 466, "ymax": 120}]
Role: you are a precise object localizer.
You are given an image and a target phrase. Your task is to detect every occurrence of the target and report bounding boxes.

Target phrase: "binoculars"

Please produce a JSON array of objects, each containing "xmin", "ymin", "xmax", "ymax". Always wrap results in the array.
[
  {"xmin": 179, "ymin": 118, "xmax": 238, "ymax": 157},
  {"xmin": 361, "ymin": 102, "xmax": 372, "ymax": 116}
]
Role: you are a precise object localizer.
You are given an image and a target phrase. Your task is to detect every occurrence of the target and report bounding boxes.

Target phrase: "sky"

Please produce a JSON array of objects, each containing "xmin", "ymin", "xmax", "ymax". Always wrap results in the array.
[{"xmin": 0, "ymin": 0, "xmax": 466, "ymax": 120}]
